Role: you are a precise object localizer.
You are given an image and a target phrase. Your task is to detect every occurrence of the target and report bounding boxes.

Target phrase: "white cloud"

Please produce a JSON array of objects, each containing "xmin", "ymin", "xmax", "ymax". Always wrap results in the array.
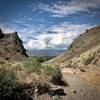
[
  {"xmin": 51, "ymin": 14, "xmax": 63, "ymax": 17},
  {"xmin": 35, "ymin": 0, "xmax": 100, "ymax": 16},
  {"xmin": 0, "ymin": 23, "xmax": 15, "ymax": 33},
  {"xmin": 25, "ymin": 23, "xmax": 93, "ymax": 50},
  {"xmin": 0, "ymin": 22, "xmax": 94, "ymax": 50},
  {"xmin": 24, "ymin": 39, "xmax": 47, "ymax": 50}
]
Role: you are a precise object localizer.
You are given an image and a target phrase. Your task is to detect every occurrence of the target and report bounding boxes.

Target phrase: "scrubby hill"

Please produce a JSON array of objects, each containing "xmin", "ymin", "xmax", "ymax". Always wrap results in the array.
[
  {"xmin": 43, "ymin": 26, "xmax": 100, "ymax": 100},
  {"xmin": 0, "ymin": 29, "xmax": 28, "ymax": 60},
  {"xmin": 62, "ymin": 44, "xmax": 100, "ymax": 68},
  {"xmin": 44, "ymin": 26, "xmax": 100, "ymax": 67}
]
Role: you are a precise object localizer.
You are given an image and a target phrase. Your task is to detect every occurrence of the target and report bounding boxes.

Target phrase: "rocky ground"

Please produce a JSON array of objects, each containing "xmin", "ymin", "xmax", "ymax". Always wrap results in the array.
[
  {"xmin": 32, "ymin": 65, "xmax": 100, "ymax": 100},
  {"xmin": 61, "ymin": 66, "xmax": 100, "ymax": 100}
]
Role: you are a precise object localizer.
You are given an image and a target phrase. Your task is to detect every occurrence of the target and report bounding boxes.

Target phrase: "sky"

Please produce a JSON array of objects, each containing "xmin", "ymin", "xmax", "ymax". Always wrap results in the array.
[{"xmin": 0, "ymin": 0, "xmax": 100, "ymax": 50}]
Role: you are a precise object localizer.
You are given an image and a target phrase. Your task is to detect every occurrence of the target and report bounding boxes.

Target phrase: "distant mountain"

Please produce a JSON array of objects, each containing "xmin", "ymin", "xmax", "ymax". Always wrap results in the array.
[
  {"xmin": 0, "ymin": 29, "xmax": 28, "ymax": 60},
  {"xmin": 44, "ymin": 26, "xmax": 100, "ymax": 67},
  {"xmin": 27, "ymin": 49, "xmax": 66, "ymax": 56}
]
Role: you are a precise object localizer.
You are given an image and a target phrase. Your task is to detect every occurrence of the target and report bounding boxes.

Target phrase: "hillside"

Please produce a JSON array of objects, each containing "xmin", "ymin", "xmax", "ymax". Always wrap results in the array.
[
  {"xmin": 44, "ymin": 26, "xmax": 100, "ymax": 67},
  {"xmin": 42, "ymin": 25, "xmax": 100, "ymax": 100},
  {"xmin": 0, "ymin": 29, "xmax": 28, "ymax": 60}
]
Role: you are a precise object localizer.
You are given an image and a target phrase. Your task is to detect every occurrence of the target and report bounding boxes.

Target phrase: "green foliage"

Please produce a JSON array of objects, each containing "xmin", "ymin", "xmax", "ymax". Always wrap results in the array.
[
  {"xmin": 0, "ymin": 66, "xmax": 17, "ymax": 98},
  {"xmin": 68, "ymin": 44, "xmax": 72, "ymax": 50},
  {"xmin": 83, "ymin": 56, "xmax": 94, "ymax": 65},
  {"xmin": 0, "ymin": 65, "xmax": 35, "ymax": 100},
  {"xmin": 42, "ymin": 66, "xmax": 61, "ymax": 77},
  {"xmin": 24, "ymin": 60, "xmax": 42, "ymax": 73},
  {"xmin": 0, "ymin": 60, "xmax": 5, "ymax": 65},
  {"xmin": 68, "ymin": 44, "xmax": 75, "ymax": 52},
  {"xmin": 33, "ymin": 56, "xmax": 55, "ymax": 63},
  {"xmin": 69, "ymin": 60, "xmax": 73, "ymax": 64},
  {"xmin": 0, "ymin": 57, "xmax": 61, "ymax": 100},
  {"xmin": 23, "ymin": 59, "xmax": 61, "ymax": 78}
]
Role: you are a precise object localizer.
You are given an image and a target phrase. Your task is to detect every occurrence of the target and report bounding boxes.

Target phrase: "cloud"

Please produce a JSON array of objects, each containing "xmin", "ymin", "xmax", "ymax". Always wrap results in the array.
[
  {"xmin": 0, "ymin": 23, "xmax": 15, "ymax": 33},
  {"xmin": 51, "ymin": 14, "xmax": 63, "ymax": 18},
  {"xmin": 0, "ymin": 22, "xmax": 47, "ymax": 40},
  {"xmin": 0, "ymin": 21, "xmax": 94, "ymax": 50},
  {"xmin": 25, "ymin": 23, "xmax": 93, "ymax": 50},
  {"xmin": 25, "ymin": 39, "xmax": 47, "ymax": 50},
  {"xmin": 35, "ymin": 0, "xmax": 100, "ymax": 17}
]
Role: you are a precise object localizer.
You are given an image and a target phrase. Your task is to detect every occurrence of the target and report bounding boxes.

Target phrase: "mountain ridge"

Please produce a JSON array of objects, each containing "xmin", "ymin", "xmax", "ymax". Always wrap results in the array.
[
  {"xmin": 0, "ymin": 29, "xmax": 28, "ymax": 60},
  {"xmin": 27, "ymin": 49, "xmax": 66, "ymax": 56}
]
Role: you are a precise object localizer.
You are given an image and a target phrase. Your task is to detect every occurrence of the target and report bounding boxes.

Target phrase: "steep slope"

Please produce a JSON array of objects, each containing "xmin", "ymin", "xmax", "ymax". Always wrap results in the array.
[
  {"xmin": 43, "ymin": 26, "xmax": 100, "ymax": 100},
  {"xmin": 62, "ymin": 44, "xmax": 100, "ymax": 68},
  {"xmin": 0, "ymin": 29, "xmax": 28, "ymax": 60},
  {"xmin": 44, "ymin": 26, "xmax": 100, "ymax": 67}
]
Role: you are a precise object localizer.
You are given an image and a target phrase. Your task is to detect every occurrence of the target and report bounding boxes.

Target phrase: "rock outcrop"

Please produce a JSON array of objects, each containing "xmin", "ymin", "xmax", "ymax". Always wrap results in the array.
[
  {"xmin": 0, "ymin": 29, "xmax": 28, "ymax": 60},
  {"xmin": 0, "ymin": 29, "xmax": 4, "ymax": 39}
]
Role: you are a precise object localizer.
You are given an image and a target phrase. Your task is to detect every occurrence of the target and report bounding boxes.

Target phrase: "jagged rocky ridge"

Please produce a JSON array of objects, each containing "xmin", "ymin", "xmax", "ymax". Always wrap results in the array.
[{"xmin": 0, "ymin": 29, "xmax": 28, "ymax": 60}]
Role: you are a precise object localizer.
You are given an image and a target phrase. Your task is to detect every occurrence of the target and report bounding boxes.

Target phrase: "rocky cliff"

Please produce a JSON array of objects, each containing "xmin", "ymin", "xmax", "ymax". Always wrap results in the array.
[{"xmin": 0, "ymin": 29, "xmax": 28, "ymax": 60}]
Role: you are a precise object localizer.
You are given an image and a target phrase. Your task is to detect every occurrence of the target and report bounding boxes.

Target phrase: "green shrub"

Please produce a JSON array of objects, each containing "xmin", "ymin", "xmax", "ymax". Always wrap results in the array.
[
  {"xmin": 33, "ymin": 56, "xmax": 55, "ymax": 63},
  {"xmin": 83, "ymin": 56, "xmax": 94, "ymax": 65},
  {"xmin": 23, "ymin": 59, "xmax": 61, "ymax": 78},
  {"xmin": 0, "ymin": 66, "xmax": 17, "ymax": 98},
  {"xmin": 0, "ymin": 66, "xmax": 33, "ymax": 100},
  {"xmin": 0, "ymin": 60, "xmax": 5, "ymax": 65},
  {"xmin": 24, "ymin": 60, "xmax": 42, "ymax": 73},
  {"xmin": 42, "ymin": 66, "xmax": 61, "ymax": 77}
]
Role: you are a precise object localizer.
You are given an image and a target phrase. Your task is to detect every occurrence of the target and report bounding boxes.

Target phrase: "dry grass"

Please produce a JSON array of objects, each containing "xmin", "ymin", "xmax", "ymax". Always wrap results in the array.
[
  {"xmin": 0, "ymin": 58, "xmax": 61, "ymax": 88},
  {"xmin": 81, "ymin": 66, "xmax": 100, "ymax": 87}
]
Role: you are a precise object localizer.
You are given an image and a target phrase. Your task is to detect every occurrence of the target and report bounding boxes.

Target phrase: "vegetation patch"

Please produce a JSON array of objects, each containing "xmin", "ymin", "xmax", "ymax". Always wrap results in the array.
[
  {"xmin": 0, "ymin": 66, "xmax": 17, "ymax": 99},
  {"xmin": 23, "ymin": 57, "xmax": 61, "ymax": 76},
  {"xmin": 83, "ymin": 56, "xmax": 95, "ymax": 65},
  {"xmin": 0, "ymin": 56, "xmax": 63, "ymax": 100}
]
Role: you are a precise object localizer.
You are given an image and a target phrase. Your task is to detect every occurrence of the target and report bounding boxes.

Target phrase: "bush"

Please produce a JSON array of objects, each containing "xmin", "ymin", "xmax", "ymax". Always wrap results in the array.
[
  {"xmin": 33, "ymin": 56, "xmax": 55, "ymax": 63},
  {"xmin": 0, "ymin": 66, "xmax": 17, "ymax": 99},
  {"xmin": 24, "ymin": 60, "xmax": 42, "ymax": 73},
  {"xmin": 43, "ymin": 66, "xmax": 61, "ymax": 77},
  {"xmin": 0, "ymin": 66, "xmax": 33, "ymax": 100},
  {"xmin": 83, "ymin": 56, "xmax": 94, "ymax": 65},
  {"xmin": 0, "ymin": 60, "xmax": 5, "ymax": 65},
  {"xmin": 24, "ymin": 59, "xmax": 61, "ymax": 77}
]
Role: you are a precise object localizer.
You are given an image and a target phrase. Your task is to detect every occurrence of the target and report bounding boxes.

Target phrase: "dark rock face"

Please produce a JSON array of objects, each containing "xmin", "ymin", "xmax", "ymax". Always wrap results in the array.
[
  {"xmin": 48, "ymin": 88, "xmax": 66, "ymax": 96},
  {"xmin": 0, "ymin": 29, "xmax": 4, "ymax": 39},
  {"xmin": 0, "ymin": 29, "xmax": 28, "ymax": 60}
]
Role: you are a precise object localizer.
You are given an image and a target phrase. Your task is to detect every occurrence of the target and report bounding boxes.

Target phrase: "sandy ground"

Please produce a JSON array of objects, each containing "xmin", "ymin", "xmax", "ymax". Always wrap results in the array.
[
  {"xmin": 61, "ymin": 66, "xmax": 100, "ymax": 100},
  {"xmin": 32, "ymin": 66, "xmax": 100, "ymax": 100}
]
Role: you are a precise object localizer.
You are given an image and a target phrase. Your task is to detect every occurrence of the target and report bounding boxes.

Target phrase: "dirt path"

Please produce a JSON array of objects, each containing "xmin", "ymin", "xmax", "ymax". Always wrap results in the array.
[
  {"xmin": 32, "ymin": 66, "xmax": 100, "ymax": 100},
  {"xmin": 61, "ymin": 67, "xmax": 100, "ymax": 100}
]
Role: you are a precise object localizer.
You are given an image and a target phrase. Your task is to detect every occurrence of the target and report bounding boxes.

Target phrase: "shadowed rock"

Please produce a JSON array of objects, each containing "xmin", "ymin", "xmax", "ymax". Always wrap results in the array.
[
  {"xmin": 0, "ymin": 29, "xmax": 4, "ymax": 39},
  {"xmin": 48, "ymin": 88, "xmax": 66, "ymax": 96}
]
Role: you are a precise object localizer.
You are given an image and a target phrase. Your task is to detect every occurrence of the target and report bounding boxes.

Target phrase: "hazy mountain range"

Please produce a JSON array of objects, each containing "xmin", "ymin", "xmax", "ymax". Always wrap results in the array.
[{"xmin": 27, "ymin": 49, "xmax": 66, "ymax": 56}]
